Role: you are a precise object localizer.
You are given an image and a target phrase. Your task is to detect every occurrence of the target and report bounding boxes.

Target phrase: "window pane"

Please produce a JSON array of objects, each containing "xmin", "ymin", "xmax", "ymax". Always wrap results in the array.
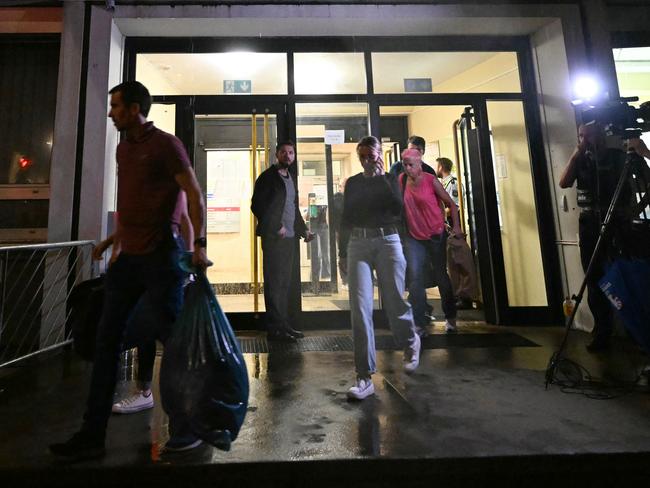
[
  {"xmin": 295, "ymin": 103, "xmax": 370, "ymax": 311},
  {"xmin": 294, "ymin": 53, "xmax": 367, "ymax": 94},
  {"xmin": 372, "ymin": 52, "xmax": 520, "ymax": 94},
  {"xmin": 614, "ymin": 47, "xmax": 650, "ymax": 105},
  {"xmin": 0, "ymin": 39, "xmax": 59, "ymax": 184},
  {"xmin": 136, "ymin": 53, "xmax": 287, "ymax": 95},
  {"xmin": 487, "ymin": 100, "xmax": 547, "ymax": 307},
  {"xmin": 195, "ymin": 114, "xmax": 277, "ymax": 313},
  {"xmin": 148, "ymin": 104, "xmax": 176, "ymax": 135}
]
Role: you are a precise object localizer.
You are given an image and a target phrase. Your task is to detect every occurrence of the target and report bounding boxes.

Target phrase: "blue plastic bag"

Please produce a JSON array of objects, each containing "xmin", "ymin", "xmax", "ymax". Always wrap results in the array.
[
  {"xmin": 160, "ymin": 254, "xmax": 249, "ymax": 450},
  {"xmin": 598, "ymin": 258, "xmax": 650, "ymax": 354}
]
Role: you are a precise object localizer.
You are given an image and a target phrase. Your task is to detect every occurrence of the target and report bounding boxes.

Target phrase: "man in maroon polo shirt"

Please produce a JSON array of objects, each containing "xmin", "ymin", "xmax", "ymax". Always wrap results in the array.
[{"xmin": 50, "ymin": 81, "xmax": 209, "ymax": 461}]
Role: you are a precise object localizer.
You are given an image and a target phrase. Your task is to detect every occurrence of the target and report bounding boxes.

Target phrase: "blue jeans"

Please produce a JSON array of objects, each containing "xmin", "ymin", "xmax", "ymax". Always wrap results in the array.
[
  {"xmin": 348, "ymin": 233, "xmax": 417, "ymax": 377},
  {"xmin": 404, "ymin": 233, "xmax": 457, "ymax": 327},
  {"xmin": 81, "ymin": 236, "xmax": 189, "ymax": 442}
]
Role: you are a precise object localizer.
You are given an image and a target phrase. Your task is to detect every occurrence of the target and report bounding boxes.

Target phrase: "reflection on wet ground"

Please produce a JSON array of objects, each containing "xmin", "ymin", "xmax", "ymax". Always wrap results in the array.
[{"xmin": 1, "ymin": 323, "xmax": 650, "ymax": 483}]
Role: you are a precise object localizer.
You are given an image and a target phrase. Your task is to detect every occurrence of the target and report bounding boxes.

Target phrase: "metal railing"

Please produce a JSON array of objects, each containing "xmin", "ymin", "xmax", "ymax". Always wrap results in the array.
[{"xmin": 0, "ymin": 240, "xmax": 95, "ymax": 368}]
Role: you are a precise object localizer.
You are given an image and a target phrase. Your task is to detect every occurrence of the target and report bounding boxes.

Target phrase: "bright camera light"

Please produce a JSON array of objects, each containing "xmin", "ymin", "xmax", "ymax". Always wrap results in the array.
[{"xmin": 573, "ymin": 76, "xmax": 600, "ymax": 101}]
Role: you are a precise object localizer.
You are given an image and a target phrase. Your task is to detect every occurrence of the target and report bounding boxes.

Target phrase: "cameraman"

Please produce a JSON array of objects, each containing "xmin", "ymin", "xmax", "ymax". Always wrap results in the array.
[{"xmin": 559, "ymin": 123, "xmax": 630, "ymax": 352}]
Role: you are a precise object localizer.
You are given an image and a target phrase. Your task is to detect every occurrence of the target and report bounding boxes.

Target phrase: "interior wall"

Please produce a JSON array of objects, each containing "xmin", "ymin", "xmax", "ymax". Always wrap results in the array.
[
  {"xmin": 407, "ymin": 106, "xmax": 465, "ymax": 164},
  {"xmin": 79, "ymin": 6, "xmax": 124, "ymax": 243}
]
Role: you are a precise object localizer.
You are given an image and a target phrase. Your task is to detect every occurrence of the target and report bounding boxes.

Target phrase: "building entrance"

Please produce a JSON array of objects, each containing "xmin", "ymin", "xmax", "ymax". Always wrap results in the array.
[{"xmin": 132, "ymin": 37, "xmax": 562, "ymax": 326}]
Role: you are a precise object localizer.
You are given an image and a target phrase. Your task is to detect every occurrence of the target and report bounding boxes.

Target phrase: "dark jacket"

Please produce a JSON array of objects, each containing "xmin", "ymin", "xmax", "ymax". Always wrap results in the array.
[{"xmin": 251, "ymin": 164, "xmax": 307, "ymax": 238}]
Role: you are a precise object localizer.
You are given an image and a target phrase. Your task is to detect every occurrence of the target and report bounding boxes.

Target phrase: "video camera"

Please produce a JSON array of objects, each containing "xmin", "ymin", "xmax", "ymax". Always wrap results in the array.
[{"xmin": 575, "ymin": 96, "xmax": 650, "ymax": 139}]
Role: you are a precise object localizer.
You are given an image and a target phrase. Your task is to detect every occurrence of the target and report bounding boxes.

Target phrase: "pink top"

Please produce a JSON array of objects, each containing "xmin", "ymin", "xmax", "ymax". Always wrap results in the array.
[{"xmin": 401, "ymin": 173, "xmax": 445, "ymax": 240}]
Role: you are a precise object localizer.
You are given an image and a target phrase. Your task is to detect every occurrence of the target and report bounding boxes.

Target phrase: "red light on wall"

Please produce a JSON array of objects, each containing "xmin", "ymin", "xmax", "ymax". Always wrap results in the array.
[{"xmin": 19, "ymin": 156, "xmax": 33, "ymax": 169}]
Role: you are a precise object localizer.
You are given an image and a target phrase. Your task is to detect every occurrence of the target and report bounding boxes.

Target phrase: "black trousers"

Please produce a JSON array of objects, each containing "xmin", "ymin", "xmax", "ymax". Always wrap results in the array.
[
  {"xmin": 262, "ymin": 235, "xmax": 297, "ymax": 332},
  {"xmin": 579, "ymin": 212, "xmax": 613, "ymax": 341}
]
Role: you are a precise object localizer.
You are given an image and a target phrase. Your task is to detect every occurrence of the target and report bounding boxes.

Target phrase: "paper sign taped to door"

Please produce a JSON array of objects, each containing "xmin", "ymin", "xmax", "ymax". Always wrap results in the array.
[{"xmin": 324, "ymin": 130, "xmax": 345, "ymax": 145}]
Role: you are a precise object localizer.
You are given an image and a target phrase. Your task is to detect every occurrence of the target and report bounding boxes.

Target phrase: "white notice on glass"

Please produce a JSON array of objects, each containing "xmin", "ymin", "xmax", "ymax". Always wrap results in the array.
[
  {"xmin": 324, "ymin": 130, "xmax": 345, "ymax": 145},
  {"xmin": 495, "ymin": 154, "xmax": 508, "ymax": 179}
]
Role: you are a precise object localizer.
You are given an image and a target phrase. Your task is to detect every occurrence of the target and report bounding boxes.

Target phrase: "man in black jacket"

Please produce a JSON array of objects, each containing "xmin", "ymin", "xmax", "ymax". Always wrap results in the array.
[{"xmin": 251, "ymin": 140, "xmax": 313, "ymax": 342}]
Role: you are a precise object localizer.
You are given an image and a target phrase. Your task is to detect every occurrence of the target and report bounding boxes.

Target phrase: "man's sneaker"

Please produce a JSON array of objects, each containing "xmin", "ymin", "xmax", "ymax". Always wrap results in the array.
[
  {"xmin": 112, "ymin": 391, "xmax": 154, "ymax": 414},
  {"xmin": 163, "ymin": 437, "xmax": 203, "ymax": 453},
  {"xmin": 445, "ymin": 319, "xmax": 458, "ymax": 333},
  {"xmin": 49, "ymin": 431, "xmax": 106, "ymax": 462},
  {"xmin": 347, "ymin": 377, "xmax": 375, "ymax": 400},
  {"xmin": 404, "ymin": 333, "xmax": 421, "ymax": 374}
]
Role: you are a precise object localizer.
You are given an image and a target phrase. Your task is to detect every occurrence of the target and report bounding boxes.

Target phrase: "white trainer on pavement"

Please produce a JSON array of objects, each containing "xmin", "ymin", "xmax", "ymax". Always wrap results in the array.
[
  {"xmin": 445, "ymin": 319, "xmax": 458, "ymax": 333},
  {"xmin": 403, "ymin": 333, "xmax": 421, "ymax": 374},
  {"xmin": 112, "ymin": 391, "xmax": 154, "ymax": 414},
  {"xmin": 347, "ymin": 377, "xmax": 375, "ymax": 400}
]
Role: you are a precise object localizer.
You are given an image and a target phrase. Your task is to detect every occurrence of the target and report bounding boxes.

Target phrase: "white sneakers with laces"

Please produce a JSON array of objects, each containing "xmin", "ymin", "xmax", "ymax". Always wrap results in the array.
[
  {"xmin": 112, "ymin": 391, "xmax": 154, "ymax": 414},
  {"xmin": 347, "ymin": 377, "xmax": 375, "ymax": 400},
  {"xmin": 403, "ymin": 333, "xmax": 421, "ymax": 374},
  {"xmin": 445, "ymin": 319, "xmax": 458, "ymax": 333}
]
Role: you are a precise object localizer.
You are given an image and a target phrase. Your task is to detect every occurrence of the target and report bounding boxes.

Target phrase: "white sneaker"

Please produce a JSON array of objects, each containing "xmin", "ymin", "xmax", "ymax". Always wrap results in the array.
[
  {"xmin": 347, "ymin": 377, "xmax": 375, "ymax": 400},
  {"xmin": 162, "ymin": 438, "xmax": 203, "ymax": 453},
  {"xmin": 403, "ymin": 333, "xmax": 421, "ymax": 374},
  {"xmin": 112, "ymin": 391, "xmax": 154, "ymax": 414},
  {"xmin": 445, "ymin": 319, "xmax": 458, "ymax": 334}
]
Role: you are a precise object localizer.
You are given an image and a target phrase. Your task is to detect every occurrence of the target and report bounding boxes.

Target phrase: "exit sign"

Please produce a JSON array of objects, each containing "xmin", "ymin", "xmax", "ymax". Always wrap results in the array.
[
  {"xmin": 404, "ymin": 78, "xmax": 432, "ymax": 93},
  {"xmin": 224, "ymin": 80, "xmax": 252, "ymax": 94}
]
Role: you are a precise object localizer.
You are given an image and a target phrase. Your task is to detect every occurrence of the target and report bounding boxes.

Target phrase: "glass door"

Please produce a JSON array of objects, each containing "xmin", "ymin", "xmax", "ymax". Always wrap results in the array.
[
  {"xmin": 379, "ymin": 104, "xmax": 486, "ymax": 322},
  {"xmin": 459, "ymin": 103, "xmax": 561, "ymax": 324},
  {"xmin": 295, "ymin": 102, "xmax": 372, "ymax": 313},
  {"xmin": 377, "ymin": 102, "xmax": 559, "ymax": 324},
  {"xmin": 193, "ymin": 102, "xmax": 286, "ymax": 321}
]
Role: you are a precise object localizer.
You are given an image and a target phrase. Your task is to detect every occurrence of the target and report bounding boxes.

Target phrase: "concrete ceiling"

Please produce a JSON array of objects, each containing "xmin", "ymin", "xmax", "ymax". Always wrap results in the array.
[{"xmin": 116, "ymin": 16, "xmax": 553, "ymax": 37}]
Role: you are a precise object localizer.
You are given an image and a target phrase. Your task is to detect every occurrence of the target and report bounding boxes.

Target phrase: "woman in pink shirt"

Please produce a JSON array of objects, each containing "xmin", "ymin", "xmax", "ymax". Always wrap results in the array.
[{"xmin": 401, "ymin": 148, "xmax": 462, "ymax": 333}]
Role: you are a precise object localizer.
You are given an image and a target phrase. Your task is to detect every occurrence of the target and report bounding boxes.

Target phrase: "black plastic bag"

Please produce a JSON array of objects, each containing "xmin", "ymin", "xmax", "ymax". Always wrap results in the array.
[
  {"xmin": 160, "ymin": 258, "xmax": 249, "ymax": 451},
  {"xmin": 68, "ymin": 275, "xmax": 156, "ymax": 361},
  {"xmin": 68, "ymin": 276, "xmax": 105, "ymax": 361}
]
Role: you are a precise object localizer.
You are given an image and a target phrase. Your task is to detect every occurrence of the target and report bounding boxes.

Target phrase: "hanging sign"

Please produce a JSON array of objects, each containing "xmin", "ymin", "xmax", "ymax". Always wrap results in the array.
[
  {"xmin": 404, "ymin": 78, "xmax": 432, "ymax": 93},
  {"xmin": 324, "ymin": 129, "xmax": 345, "ymax": 145}
]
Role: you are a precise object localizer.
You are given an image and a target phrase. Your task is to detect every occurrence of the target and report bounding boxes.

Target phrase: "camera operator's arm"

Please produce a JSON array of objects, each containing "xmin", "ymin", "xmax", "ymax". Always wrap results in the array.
[
  {"xmin": 628, "ymin": 138, "xmax": 650, "ymax": 215},
  {"xmin": 559, "ymin": 146, "xmax": 584, "ymax": 188},
  {"xmin": 628, "ymin": 138, "xmax": 650, "ymax": 160}
]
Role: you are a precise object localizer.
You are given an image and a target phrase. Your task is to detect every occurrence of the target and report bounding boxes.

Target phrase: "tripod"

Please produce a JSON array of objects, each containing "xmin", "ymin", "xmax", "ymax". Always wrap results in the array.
[{"xmin": 545, "ymin": 147, "xmax": 649, "ymax": 388}]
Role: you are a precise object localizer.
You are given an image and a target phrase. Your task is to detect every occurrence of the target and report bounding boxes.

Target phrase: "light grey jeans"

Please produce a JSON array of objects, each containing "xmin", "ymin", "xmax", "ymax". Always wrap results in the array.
[{"xmin": 347, "ymin": 232, "xmax": 418, "ymax": 377}]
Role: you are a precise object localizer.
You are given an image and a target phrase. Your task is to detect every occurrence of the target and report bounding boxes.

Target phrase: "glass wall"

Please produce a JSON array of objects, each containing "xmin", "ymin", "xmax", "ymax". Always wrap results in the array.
[
  {"xmin": 614, "ymin": 47, "xmax": 650, "ymax": 149},
  {"xmin": 294, "ymin": 53, "xmax": 367, "ymax": 94},
  {"xmin": 132, "ymin": 42, "xmax": 553, "ymax": 321},
  {"xmin": 372, "ymin": 51, "xmax": 520, "ymax": 94},
  {"xmin": 486, "ymin": 100, "xmax": 547, "ymax": 307},
  {"xmin": 0, "ymin": 38, "xmax": 59, "ymax": 185},
  {"xmin": 136, "ymin": 52, "xmax": 288, "ymax": 95}
]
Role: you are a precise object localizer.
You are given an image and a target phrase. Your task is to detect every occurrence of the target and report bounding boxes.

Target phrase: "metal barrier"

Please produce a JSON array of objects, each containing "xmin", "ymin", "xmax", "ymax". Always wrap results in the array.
[{"xmin": 0, "ymin": 240, "xmax": 95, "ymax": 368}]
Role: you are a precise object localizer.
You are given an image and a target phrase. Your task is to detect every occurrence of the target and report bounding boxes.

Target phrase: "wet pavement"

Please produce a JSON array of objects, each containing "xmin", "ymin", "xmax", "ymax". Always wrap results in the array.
[{"xmin": 1, "ymin": 322, "xmax": 650, "ymax": 486}]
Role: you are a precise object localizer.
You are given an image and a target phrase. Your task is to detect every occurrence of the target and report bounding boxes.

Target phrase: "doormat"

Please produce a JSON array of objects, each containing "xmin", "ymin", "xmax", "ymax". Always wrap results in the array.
[
  {"xmin": 328, "ymin": 299, "xmax": 484, "ymax": 321},
  {"xmin": 237, "ymin": 333, "xmax": 539, "ymax": 354}
]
